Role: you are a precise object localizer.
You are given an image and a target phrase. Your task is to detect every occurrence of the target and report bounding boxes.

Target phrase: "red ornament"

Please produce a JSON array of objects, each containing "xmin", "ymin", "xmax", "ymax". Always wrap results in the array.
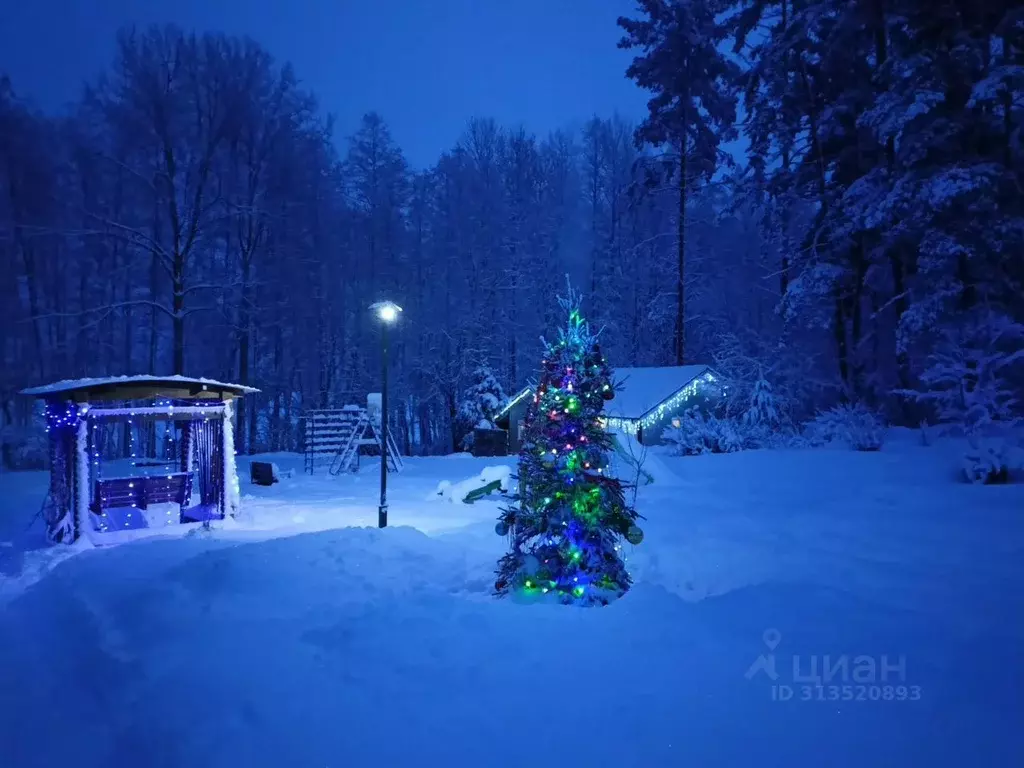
[{"xmin": 602, "ymin": 389, "xmax": 615, "ymax": 400}]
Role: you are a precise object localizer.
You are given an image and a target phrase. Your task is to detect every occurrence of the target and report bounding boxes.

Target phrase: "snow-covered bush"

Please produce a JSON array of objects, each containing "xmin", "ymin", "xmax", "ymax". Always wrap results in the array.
[
  {"xmin": 456, "ymin": 365, "xmax": 506, "ymax": 450},
  {"xmin": 911, "ymin": 311, "xmax": 1024, "ymax": 437},
  {"xmin": 743, "ymin": 377, "xmax": 780, "ymax": 431},
  {"xmin": 732, "ymin": 376, "xmax": 787, "ymax": 448},
  {"xmin": 0, "ymin": 422, "xmax": 47, "ymax": 470},
  {"xmin": 961, "ymin": 439, "xmax": 1014, "ymax": 485},
  {"xmin": 904, "ymin": 312, "xmax": 1024, "ymax": 482},
  {"xmin": 710, "ymin": 331, "xmax": 819, "ymax": 425},
  {"xmin": 435, "ymin": 465, "xmax": 513, "ymax": 502},
  {"xmin": 715, "ymin": 419, "xmax": 746, "ymax": 453},
  {"xmin": 664, "ymin": 407, "xmax": 747, "ymax": 455},
  {"xmin": 662, "ymin": 422, "xmax": 703, "ymax": 456},
  {"xmin": 806, "ymin": 403, "xmax": 887, "ymax": 451}
]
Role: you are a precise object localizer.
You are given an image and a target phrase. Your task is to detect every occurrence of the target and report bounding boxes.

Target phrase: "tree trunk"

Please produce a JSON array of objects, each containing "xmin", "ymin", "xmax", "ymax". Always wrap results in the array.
[
  {"xmin": 675, "ymin": 147, "xmax": 687, "ymax": 365},
  {"xmin": 172, "ymin": 252, "xmax": 185, "ymax": 375},
  {"xmin": 248, "ymin": 323, "xmax": 259, "ymax": 450},
  {"xmin": 834, "ymin": 294, "xmax": 850, "ymax": 395},
  {"xmin": 237, "ymin": 254, "xmax": 252, "ymax": 452}
]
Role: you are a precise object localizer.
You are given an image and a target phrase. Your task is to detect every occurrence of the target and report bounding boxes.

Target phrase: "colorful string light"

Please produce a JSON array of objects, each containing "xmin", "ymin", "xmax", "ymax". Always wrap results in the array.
[{"xmin": 494, "ymin": 289, "xmax": 642, "ymax": 607}]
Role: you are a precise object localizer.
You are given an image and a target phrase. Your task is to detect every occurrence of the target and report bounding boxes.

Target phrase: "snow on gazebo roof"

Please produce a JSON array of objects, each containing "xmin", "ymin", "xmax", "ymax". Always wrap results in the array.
[{"xmin": 21, "ymin": 375, "xmax": 259, "ymax": 400}]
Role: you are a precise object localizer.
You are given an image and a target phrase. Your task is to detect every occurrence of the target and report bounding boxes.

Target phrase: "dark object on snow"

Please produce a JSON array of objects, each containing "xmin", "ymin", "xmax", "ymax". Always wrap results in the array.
[
  {"xmin": 471, "ymin": 427, "xmax": 507, "ymax": 457},
  {"xmin": 250, "ymin": 461, "xmax": 278, "ymax": 486},
  {"xmin": 986, "ymin": 468, "xmax": 1010, "ymax": 484}
]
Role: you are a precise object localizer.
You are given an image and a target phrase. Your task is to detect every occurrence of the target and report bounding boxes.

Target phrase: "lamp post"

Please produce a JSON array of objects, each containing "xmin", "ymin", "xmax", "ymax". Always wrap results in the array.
[{"xmin": 370, "ymin": 300, "xmax": 401, "ymax": 528}]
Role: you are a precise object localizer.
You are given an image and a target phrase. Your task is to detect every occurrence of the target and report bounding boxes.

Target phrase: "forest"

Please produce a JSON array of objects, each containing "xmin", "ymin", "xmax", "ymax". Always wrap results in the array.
[{"xmin": 1, "ymin": 0, "xmax": 1022, "ymax": 462}]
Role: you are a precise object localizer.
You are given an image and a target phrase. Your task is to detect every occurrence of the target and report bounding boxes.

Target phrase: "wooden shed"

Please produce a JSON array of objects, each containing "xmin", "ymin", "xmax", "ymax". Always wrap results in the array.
[{"xmin": 492, "ymin": 387, "xmax": 534, "ymax": 455}]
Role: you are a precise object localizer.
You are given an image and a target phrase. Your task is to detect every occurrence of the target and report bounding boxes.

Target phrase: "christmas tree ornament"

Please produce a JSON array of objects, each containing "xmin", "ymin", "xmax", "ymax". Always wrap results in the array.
[{"xmin": 626, "ymin": 525, "xmax": 644, "ymax": 545}]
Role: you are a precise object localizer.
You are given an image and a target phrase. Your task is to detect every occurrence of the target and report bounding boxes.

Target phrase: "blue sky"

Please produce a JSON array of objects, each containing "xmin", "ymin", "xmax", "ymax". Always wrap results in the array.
[{"xmin": 1, "ymin": 0, "xmax": 650, "ymax": 167}]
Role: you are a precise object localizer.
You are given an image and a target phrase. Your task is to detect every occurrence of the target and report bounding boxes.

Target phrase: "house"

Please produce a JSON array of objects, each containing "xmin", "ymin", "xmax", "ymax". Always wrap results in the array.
[{"xmin": 492, "ymin": 365, "xmax": 721, "ymax": 454}]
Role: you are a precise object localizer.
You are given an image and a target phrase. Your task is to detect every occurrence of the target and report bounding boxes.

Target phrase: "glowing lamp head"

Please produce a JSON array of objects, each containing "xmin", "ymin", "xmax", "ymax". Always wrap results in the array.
[{"xmin": 371, "ymin": 300, "xmax": 402, "ymax": 324}]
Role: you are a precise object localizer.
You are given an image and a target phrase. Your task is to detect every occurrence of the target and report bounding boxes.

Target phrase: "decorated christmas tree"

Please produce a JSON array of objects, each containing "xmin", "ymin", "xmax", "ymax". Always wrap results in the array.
[{"xmin": 494, "ymin": 288, "xmax": 643, "ymax": 606}]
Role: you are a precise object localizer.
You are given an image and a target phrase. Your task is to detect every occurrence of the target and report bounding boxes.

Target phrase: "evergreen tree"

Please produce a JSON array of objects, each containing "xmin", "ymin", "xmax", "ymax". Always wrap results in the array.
[
  {"xmin": 619, "ymin": 0, "xmax": 740, "ymax": 365},
  {"xmin": 494, "ymin": 288, "xmax": 643, "ymax": 606},
  {"xmin": 456, "ymin": 365, "xmax": 506, "ymax": 450}
]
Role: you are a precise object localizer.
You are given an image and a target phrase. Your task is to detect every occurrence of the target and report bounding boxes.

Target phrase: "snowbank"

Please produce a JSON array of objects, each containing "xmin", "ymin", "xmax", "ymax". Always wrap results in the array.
[
  {"xmin": 1, "ymin": 444, "xmax": 1023, "ymax": 765},
  {"xmin": 435, "ymin": 465, "xmax": 512, "ymax": 503},
  {"xmin": 606, "ymin": 430, "xmax": 682, "ymax": 487}
]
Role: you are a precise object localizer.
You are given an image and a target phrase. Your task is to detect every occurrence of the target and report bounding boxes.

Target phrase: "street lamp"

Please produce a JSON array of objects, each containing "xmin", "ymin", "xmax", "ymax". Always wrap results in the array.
[{"xmin": 370, "ymin": 300, "xmax": 402, "ymax": 528}]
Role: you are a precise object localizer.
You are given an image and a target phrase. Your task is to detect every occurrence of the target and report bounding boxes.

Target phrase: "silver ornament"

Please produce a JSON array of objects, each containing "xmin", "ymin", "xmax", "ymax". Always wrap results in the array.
[{"xmin": 626, "ymin": 525, "xmax": 644, "ymax": 545}]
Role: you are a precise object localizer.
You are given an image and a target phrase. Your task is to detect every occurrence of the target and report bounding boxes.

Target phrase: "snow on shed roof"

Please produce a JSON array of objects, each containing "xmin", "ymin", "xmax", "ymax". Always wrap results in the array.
[
  {"xmin": 20, "ymin": 375, "xmax": 259, "ymax": 398},
  {"xmin": 497, "ymin": 364, "xmax": 714, "ymax": 420},
  {"xmin": 605, "ymin": 365, "xmax": 712, "ymax": 419}
]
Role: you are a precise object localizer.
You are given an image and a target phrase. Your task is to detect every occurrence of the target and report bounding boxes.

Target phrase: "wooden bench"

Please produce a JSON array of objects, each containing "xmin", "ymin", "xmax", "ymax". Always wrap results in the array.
[{"xmin": 91, "ymin": 472, "xmax": 191, "ymax": 513}]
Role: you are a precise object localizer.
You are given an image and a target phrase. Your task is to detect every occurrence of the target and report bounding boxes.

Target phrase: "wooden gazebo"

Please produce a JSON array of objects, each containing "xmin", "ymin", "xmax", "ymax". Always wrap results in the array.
[{"xmin": 20, "ymin": 376, "xmax": 257, "ymax": 544}]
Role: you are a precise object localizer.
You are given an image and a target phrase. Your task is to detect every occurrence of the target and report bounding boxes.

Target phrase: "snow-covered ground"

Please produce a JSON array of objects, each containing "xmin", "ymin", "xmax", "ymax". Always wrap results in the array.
[{"xmin": 1, "ymin": 434, "xmax": 1023, "ymax": 766}]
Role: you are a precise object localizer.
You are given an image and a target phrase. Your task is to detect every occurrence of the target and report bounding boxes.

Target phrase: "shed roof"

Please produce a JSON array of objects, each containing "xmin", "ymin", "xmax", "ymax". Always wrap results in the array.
[
  {"xmin": 605, "ymin": 365, "xmax": 712, "ymax": 419},
  {"xmin": 496, "ymin": 364, "xmax": 714, "ymax": 421},
  {"xmin": 21, "ymin": 375, "xmax": 259, "ymax": 402}
]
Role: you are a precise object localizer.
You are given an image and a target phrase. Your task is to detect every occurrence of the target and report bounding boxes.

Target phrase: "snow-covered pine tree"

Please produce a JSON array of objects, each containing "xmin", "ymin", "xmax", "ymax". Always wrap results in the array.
[
  {"xmin": 744, "ymin": 376, "xmax": 780, "ymax": 430},
  {"xmin": 913, "ymin": 311, "xmax": 1024, "ymax": 438},
  {"xmin": 619, "ymin": 0, "xmax": 740, "ymax": 365},
  {"xmin": 494, "ymin": 287, "xmax": 643, "ymax": 606},
  {"xmin": 456, "ymin": 365, "xmax": 506, "ymax": 450}
]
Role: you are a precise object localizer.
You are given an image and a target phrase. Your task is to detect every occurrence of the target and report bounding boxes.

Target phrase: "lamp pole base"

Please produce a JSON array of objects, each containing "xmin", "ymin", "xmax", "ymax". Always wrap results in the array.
[{"xmin": 378, "ymin": 505, "xmax": 388, "ymax": 529}]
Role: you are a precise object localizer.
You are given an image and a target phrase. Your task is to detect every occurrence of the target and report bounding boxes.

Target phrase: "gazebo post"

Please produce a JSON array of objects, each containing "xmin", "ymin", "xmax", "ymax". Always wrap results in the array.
[
  {"xmin": 222, "ymin": 399, "xmax": 240, "ymax": 518},
  {"xmin": 180, "ymin": 420, "xmax": 193, "ymax": 474},
  {"xmin": 45, "ymin": 401, "xmax": 76, "ymax": 544},
  {"xmin": 74, "ymin": 416, "xmax": 91, "ymax": 541}
]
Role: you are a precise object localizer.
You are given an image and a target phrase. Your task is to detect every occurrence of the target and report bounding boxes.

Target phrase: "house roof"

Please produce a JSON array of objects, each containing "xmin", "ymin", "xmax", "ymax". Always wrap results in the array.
[
  {"xmin": 605, "ymin": 365, "xmax": 713, "ymax": 419},
  {"xmin": 496, "ymin": 364, "xmax": 714, "ymax": 421},
  {"xmin": 21, "ymin": 375, "xmax": 259, "ymax": 401},
  {"xmin": 494, "ymin": 386, "xmax": 533, "ymax": 421}
]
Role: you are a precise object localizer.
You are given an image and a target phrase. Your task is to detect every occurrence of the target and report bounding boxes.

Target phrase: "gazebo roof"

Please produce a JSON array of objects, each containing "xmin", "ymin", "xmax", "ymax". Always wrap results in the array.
[{"xmin": 21, "ymin": 375, "xmax": 258, "ymax": 402}]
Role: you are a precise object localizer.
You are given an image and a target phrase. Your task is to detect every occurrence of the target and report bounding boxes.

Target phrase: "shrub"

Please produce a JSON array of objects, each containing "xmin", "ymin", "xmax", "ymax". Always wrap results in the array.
[
  {"xmin": 961, "ymin": 438, "xmax": 1013, "ymax": 484},
  {"xmin": 664, "ymin": 407, "xmax": 747, "ymax": 455},
  {"xmin": 806, "ymin": 403, "xmax": 886, "ymax": 451},
  {"xmin": 0, "ymin": 423, "xmax": 48, "ymax": 470}
]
